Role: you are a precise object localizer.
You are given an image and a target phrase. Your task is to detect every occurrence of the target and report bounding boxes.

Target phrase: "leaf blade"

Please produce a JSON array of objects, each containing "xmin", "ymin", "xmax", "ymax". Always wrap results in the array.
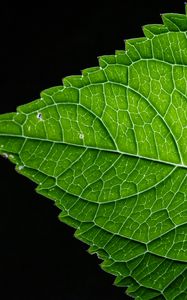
[{"xmin": 1, "ymin": 5, "xmax": 187, "ymax": 300}]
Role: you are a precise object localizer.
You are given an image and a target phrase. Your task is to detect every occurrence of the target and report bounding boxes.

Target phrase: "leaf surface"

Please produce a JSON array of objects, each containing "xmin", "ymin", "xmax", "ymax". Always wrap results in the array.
[{"xmin": 1, "ymin": 6, "xmax": 187, "ymax": 300}]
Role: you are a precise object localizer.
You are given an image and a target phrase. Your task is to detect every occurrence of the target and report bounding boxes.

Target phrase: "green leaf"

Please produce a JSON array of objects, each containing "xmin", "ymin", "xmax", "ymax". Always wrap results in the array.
[{"xmin": 1, "ymin": 5, "xmax": 187, "ymax": 300}]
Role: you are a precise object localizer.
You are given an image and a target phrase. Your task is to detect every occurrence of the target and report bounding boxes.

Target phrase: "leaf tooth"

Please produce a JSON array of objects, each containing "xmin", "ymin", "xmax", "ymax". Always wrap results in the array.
[
  {"xmin": 98, "ymin": 54, "xmax": 116, "ymax": 68},
  {"xmin": 162, "ymin": 13, "xmax": 187, "ymax": 31},
  {"xmin": 17, "ymin": 98, "xmax": 45, "ymax": 114},
  {"xmin": 115, "ymin": 50, "xmax": 125, "ymax": 56},
  {"xmin": 142, "ymin": 24, "xmax": 169, "ymax": 38},
  {"xmin": 40, "ymin": 86, "xmax": 63, "ymax": 105},
  {"xmin": 87, "ymin": 245, "xmax": 100, "ymax": 254},
  {"xmin": 40, "ymin": 86, "xmax": 63, "ymax": 97},
  {"xmin": 82, "ymin": 66, "xmax": 107, "ymax": 84},
  {"xmin": 88, "ymin": 246, "xmax": 108, "ymax": 259},
  {"xmin": 58, "ymin": 212, "xmax": 81, "ymax": 229},
  {"xmin": 82, "ymin": 66, "xmax": 100, "ymax": 75},
  {"xmin": 125, "ymin": 39, "xmax": 141, "ymax": 61},
  {"xmin": 74, "ymin": 222, "xmax": 94, "ymax": 240},
  {"xmin": 45, "ymin": 86, "xmax": 79, "ymax": 104},
  {"xmin": 125, "ymin": 37, "xmax": 147, "ymax": 53},
  {"xmin": 126, "ymin": 37, "xmax": 148, "ymax": 46},
  {"xmin": 96, "ymin": 249, "xmax": 109, "ymax": 260},
  {"xmin": 115, "ymin": 50, "xmax": 132, "ymax": 65},
  {"xmin": 125, "ymin": 37, "xmax": 153, "ymax": 59},
  {"xmin": 114, "ymin": 275, "xmax": 136, "ymax": 288},
  {"xmin": 101, "ymin": 259, "xmax": 130, "ymax": 278},
  {"xmin": 98, "ymin": 55, "xmax": 108, "ymax": 68},
  {"xmin": 63, "ymin": 75, "xmax": 89, "ymax": 88},
  {"xmin": 126, "ymin": 285, "xmax": 162, "ymax": 300}
]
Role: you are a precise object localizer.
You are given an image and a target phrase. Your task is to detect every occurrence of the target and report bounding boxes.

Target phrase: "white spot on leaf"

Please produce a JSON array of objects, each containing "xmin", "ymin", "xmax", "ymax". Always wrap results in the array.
[
  {"xmin": 37, "ymin": 112, "xmax": 43, "ymax": 120},
  {"xmin": 79, "ymin": 133, "xmax": 84, "ymax": 139},
  {"xmin": 18, "ymin": 165, "xmax": 24, "ymax": 170}
]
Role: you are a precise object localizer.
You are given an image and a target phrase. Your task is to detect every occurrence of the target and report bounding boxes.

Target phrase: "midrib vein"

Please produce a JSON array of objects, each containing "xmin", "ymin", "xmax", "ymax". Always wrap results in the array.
[{"xmin": 0, "ymin": 133, "xmax": 186, "ymax": 170}]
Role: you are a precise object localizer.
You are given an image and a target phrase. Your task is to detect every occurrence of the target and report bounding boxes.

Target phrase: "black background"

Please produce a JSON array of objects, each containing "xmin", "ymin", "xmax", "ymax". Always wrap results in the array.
[{"xmin": 0, "ymin": 1, "xmax": 185, "ymax": 299}]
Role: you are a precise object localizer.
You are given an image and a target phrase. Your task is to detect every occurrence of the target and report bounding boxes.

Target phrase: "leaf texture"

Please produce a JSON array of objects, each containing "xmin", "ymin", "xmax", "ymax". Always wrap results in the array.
[{"xmin": 1, "ymin": 6, "xmax": 187, "ymax": 300}]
